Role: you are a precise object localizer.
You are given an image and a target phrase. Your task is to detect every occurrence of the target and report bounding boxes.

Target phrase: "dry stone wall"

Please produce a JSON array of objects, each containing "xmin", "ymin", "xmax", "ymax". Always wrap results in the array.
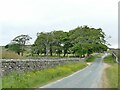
[{"xmin": 1, "ymin": 58, "xmax": 84, "ymax": 75}]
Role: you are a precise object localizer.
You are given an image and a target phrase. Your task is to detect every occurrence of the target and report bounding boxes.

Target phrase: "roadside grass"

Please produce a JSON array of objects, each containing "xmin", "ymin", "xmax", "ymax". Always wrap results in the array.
[
  {"xmin": 103, "ymin": 55, "xmax": 118, "ymax": 88},
  {"xmin": 104, "ymin": 55, "xmax": 116, "ymax": 63},
  {"xmin": 2, "ymin": 62, "xmax": 87, "ymax": 88},
  {"xmin": 0, "ymin": 77, "xmax": 2, "ymax": 90},
  {"xmin": 85, "ymin": 55, "xmax": 96, "ymax": 62},
  {"xmin": 96, "ymin": 53, "xmax": 103, "ymax": 58},
  {"xmin": 85, "ymin": 53, "xmax": 104, "ymax": 62},
  {"xmin": 105, "ymin": 64, "xmax": 118, "ymax": 88}
]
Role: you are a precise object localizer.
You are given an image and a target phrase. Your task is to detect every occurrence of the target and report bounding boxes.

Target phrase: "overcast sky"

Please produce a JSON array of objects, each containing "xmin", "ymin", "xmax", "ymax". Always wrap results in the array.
[{"xmin": 0, "ymin": 0, "xmax": 119, "ymax": 48}]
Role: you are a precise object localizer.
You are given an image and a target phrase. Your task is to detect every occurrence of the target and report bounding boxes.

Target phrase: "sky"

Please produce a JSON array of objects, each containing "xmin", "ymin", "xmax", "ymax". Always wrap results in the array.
[{"xmin": 0, "ymin": 0, "xmax": 119, "ymax": 48}]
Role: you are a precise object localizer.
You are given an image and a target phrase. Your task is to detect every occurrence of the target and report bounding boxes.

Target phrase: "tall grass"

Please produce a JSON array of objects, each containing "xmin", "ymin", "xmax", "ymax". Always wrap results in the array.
[
  {"xmin": 2, "ymin": 62, "xmax": 87, "ymax": 88},
  {"xmin": 103, "ymin": 55, "xmax": 118, "ymax": 88},
  {"xmin": 105, "ymin": 64, "xmax": 118, "ymax": 88},
  {"xmin": 0, "ymin": 78, "xmax": 2, "ymax": 90},
  {"xmin": 1, "ymin": 49, "xmax": 23, "ymax": 59},
  {"xmin": 104, "ymin": 55, "xmax": 115, "ymax": 63}
]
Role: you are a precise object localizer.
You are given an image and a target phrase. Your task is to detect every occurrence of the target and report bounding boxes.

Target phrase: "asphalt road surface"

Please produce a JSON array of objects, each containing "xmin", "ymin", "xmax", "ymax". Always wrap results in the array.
[{"xmin": 40, "ymin": 53, "xmax": 108, "ymax": 88}]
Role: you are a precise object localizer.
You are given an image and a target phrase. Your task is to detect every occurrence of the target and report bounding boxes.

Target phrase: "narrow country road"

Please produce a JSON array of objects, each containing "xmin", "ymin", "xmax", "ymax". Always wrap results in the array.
[{"xmin": 40, "ymin": 53, "xmax": 108, "ymax": 88}]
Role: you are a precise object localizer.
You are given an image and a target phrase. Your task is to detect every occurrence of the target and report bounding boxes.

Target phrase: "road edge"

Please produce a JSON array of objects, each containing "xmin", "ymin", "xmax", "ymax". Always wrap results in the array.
[{"xmin": 39, "ymin": 63, "xmax": 92, "ymax": 88}]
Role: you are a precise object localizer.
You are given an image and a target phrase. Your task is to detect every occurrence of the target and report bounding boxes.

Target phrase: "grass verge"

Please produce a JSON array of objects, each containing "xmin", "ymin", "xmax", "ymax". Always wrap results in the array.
[
  {"xmin": 85, "ymin": 55, "xmax": 96, "ymax": 62},
  {"xmin": 2, "ymin": 62, "xmax": 87, "ymax": 88},
  {"xmin": 96, "ymin": 53, "xmax": 103, "ymax": 58},
  {"xmin": 104, "ymin": 55, "xmax": 116, "ymax": 63},
  {"xmin": 85, "ymin": 53, "xmax": 103, "ymax": 62},
  {"xmin": 103, "ymin": 55, "xmax": 118, "ymax": 88},
  {"xmin": 0, "ymin": 77, "xmax": 2, "ymax": 90}
]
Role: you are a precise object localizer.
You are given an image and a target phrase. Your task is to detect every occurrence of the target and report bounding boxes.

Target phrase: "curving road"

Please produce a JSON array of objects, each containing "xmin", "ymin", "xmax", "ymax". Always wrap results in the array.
[{"xmin": 40, "ymin": 53, "xmax": 108, "ymax": 88}]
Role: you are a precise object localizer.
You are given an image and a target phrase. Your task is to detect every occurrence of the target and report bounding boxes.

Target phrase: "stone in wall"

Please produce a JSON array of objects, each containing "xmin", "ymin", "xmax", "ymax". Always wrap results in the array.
[{"xmin": 1, "ymin": 58, "xmax": 83, "ymax": 75}]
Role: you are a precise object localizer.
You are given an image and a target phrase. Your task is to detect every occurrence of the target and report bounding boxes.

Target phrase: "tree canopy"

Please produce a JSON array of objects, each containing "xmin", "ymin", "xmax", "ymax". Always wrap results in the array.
[
  {"xmin": 33, "ymin": 26, "xmax": 108, "ymax": 57},
  {"xmin": 6, "ymin": 35, "xmax": 32, "ymax": 56},
  {"xmin": 5, "ymin": 26, "xmax": 108, "ymax": 58}
]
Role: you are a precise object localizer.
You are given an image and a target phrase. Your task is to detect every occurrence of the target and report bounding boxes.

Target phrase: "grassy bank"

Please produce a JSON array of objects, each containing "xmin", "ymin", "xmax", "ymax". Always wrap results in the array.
[
  {"xmin": 0, "ymin": 78, "xmax": 2, "ymax": 90},
  {"xmin": 103, "ymin": 55, "xmax": 118, "ymax": 88},
  {"xmin": 1, "ymin": 48, "xmax": 24, "ymax": 59},
  {"xmin": 104, "ymin": 55, "xmax": 115, "ymax": 63},
  {"xmin": 85, "ymin": 53, "xmax": 103, "ymax": 62},
  {"xmin": 2, "ymin": 62, "xmax": 87, "ymax": 88},
  {"xmin": 86, "ymin": 55, "xmax": 96, "ymax": 62}
]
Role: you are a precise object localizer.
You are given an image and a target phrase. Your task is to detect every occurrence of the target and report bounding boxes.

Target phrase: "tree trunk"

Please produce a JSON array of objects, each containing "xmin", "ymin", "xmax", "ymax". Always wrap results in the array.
[
  {"xmin": 17, "ymin": 52, "xmax": 20, "ymax": 55},
  {"xmin": 44, "ymin": 48, "xmax": 46, "ymax": 56},
  {"xmin": 21, "ymin": 51, "xmax": 23, "ymax": 56},
  {"xmin": 63, "ymin": 50, "xmax": 67, "ymax": 57},
  {"xmin": 21, "ymin": 44, "xmax": 24, "ymax": 56},
  {"xmin": 50, "ymin": 44, "xmax": 52, "ymax": 56}
]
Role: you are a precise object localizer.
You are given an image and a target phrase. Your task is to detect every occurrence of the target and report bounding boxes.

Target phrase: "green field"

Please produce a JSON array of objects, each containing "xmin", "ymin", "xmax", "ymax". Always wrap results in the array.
[
  {"xmin": 2, "ymin": 62, "xmax": 87, "ymax": 88},
  {"xmin": 0, "ymin": 46, "xmax": 23, "ymax": 59},
  {"xmin": 103, "ymin": 55, "xmax": 118, "ymax": 88}
]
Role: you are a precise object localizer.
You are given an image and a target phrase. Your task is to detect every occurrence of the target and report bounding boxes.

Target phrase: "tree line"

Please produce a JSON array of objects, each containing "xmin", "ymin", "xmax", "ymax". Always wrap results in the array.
[{"xmin": 5, "ymin": 25, "xmax": 108, "ymax": 57}]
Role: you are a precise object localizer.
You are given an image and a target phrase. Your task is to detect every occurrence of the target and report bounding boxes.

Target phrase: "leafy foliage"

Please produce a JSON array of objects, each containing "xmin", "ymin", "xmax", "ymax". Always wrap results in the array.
[
  {"xmin": 34, "ymin": 26, "xmax": 108, "ymax": 57},
  {"xmin": 6, "ymin": 35, "xmax": 32, "ymax": 56},
  {"xmin": 5, "ymin": 26, "xmax": 108, "ymax": 58}
]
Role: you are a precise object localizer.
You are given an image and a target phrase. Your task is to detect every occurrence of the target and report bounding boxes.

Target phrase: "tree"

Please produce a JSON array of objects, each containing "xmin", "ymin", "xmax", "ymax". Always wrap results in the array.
[
  {"xmin": 5, "ymin": 43, "xmax": 21, "ymax": 55},
  {"xmin": 34, "ymin": 32, "xmax": 48, "ymax": 56},
  {"xmin": 34, "ymin": 31, "xmax": 70, "ymax": 57},
  {"xmin": 52, "ymin": 31, "xmax": 67, "ymax": 56},
  {"xmin": 33, "ymin": 26, "xmax": 108, "ymax": 57},
  {"xmin": 12, "ymin": 35, "xmax": 32, "ymax": 56},
  {"xmin": 62, "ymin": 33, "xmax": 72, "ymax": 57},
  {"xmin": 69, "ymin": 26, "xmax": 108, "ymax": 57}
]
